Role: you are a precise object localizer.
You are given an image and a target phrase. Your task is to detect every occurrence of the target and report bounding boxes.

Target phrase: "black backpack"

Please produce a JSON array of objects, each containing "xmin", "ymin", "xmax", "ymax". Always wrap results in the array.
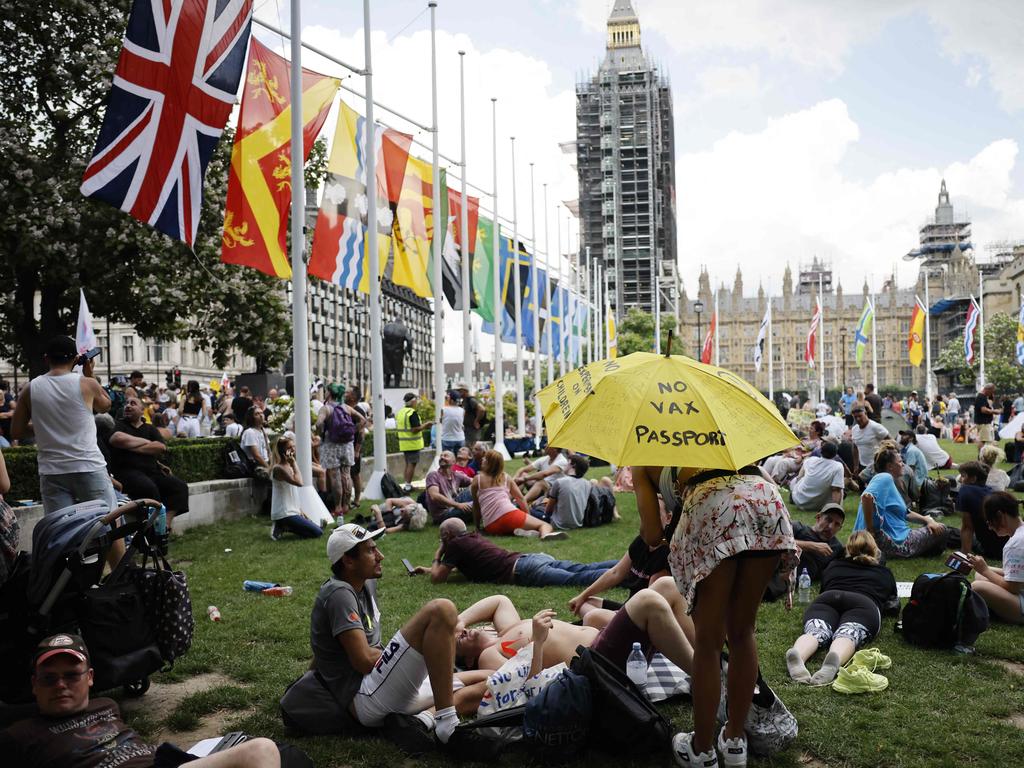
[
  {"xmin": 901, "ymin": 572, "xmax": 990, "ymax": 648},
  {"xmin": 569, "ymin": 646, "xmax": 671, "ymax": 756},
  {"xmin": 583, "ymin": 486, "xmax": 615, "ymax": 527},
  {"xmin": 380, "ymin": 472, "xmax": 404, "ymax": 500},
  {"xmin": 523, "ymin": 669, "xmax": 592, "ymax": 761},
  {"xmin": 222, "ymin": 439, "xmax": 253, "ymax": 479}
]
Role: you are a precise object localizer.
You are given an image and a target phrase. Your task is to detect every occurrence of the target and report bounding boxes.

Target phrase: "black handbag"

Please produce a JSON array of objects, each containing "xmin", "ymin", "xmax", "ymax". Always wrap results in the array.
[
  {"xmin": 131, "ymin": 552, "xmax": 195, "ymax": 665},
  {"xmin": 77, "ymin": 574, "xmax": 162, "ymax": 688}
]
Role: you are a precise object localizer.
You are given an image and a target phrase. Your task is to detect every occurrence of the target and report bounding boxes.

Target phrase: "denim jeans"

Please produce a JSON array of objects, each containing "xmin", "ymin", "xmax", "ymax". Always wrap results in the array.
[
  {"xmin": 39, "ymin": 470, "xmax": 118, "ymax": 516},
  {"xmin": 274, "ymin": 514, "xmax": 324, "ymax": 539},
  {"xmin": 512, "ymin": 553, "xmax": 618, "ymax": 587},
  {"xmin": 433, "ymin": 489, "xmax": 474, "ymax": 524}
]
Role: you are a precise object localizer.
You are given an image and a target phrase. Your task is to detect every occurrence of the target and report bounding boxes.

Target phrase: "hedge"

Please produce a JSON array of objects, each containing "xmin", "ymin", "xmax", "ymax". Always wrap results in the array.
[
  {"xmin": 2, "ymin": 438, "xmax": 229, "ymax": 502},
  {"xmin": 361, "ymin": 430, "xmax": 400, "ymax": 458}
]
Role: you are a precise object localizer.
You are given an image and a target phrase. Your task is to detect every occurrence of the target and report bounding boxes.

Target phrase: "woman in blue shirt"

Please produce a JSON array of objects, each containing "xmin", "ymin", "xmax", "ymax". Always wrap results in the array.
[{"xmin": 855, "ymin": 447, "xmax": 949, "ymax": 558}]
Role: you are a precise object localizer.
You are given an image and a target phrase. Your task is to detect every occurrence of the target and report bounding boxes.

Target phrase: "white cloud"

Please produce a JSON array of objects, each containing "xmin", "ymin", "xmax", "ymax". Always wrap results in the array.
[
  {"xmin": 575, "ymin": 0, "xmax": 912, "ymax": 73},
  {"xmin": 677, "ymin": 99, "xmax": 1024, "ymax": 296},
  {"xmin": 258, "ymin": 19, "xmax": 581, "ymax": 364},
  {"xmin": 696, "ymin": 64, "xmax": 762, "ymax": 101},
  {"xmin": 576, "ymin": 0, "xmax": 1024, "ymax": 112}
]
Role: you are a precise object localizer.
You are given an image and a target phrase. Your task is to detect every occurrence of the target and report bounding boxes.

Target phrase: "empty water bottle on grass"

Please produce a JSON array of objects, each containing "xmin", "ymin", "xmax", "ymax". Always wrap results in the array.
[
  {"xmin": 798, "ymin": 568, "xmax": 811, "ymax": 604},
  {"xmin": 626, "ymin": 642, "xmax": 648, "ymax": 696},
  {"xmin": 262, "ymin": 586, "xmax": 293, "ymax": 597}
]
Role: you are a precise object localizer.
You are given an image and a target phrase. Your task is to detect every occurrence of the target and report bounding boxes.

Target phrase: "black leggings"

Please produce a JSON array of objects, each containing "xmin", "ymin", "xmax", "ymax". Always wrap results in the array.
[{"xmin": 802, "ymin": 590, "xmax": 881, "ymax": 649}]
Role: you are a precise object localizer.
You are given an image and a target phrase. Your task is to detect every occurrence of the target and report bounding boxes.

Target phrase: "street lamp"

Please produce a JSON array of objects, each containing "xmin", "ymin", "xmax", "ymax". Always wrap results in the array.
[{"xmin": 694, "ymin": 300, "xmax": 705, "ymax": 358}]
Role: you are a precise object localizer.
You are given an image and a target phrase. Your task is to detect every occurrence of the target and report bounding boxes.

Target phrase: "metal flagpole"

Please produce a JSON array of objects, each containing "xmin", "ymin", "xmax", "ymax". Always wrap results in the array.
[
  {"xmin": 586, "ymin": 247, "xmax": 593, "ymax": 365},
  {"xmin": 556, "ymin": 204, "xmax": 565, "ymax": 378},
  {"xmin": 490, "ymin": 98, "xmax": 507, "ymax": 457},
  {"xmin": 713, "ymin": 290, "xmax": 720, "ymax": 366},
  {"xmin": 767, "ymin": 301, "xmax": 774, "ymax": 401},
  {"xmin": 978, "ymin": 271, "xmax": 986, "ymax": 387},
  {"xmin": 429, "ymin": 2, "xmax": 445, "ymax": 465},
  {"xmin": 458, "ymin": 50, "xmax": 472, "ymax": 390},
  {"xmin": 924, "ymin": 273, "xmax": 932, "ymax": 401},
  {"xmin": 510, "ymin": 137, "xmax": 525, "ymax": 435},
  {"xmin": 871, "ymin": 293, "xmax": 878, "ymax": 391},
  {"xmin": 818, "ymin": 273, "xmax": 826, "ymax": 404},
  {"xmin": 362, "ymin": 0, "xmax": 387, "ymax": 498},
  {"xmin": 543, "ymin": 183, "xmax": 553, "ymax": 386},
  {"xmin": 288, "ymin": 0, "xmax": 313, "ymax": 485},
  {"xmin": 529, "ymin": 162, "xmax": 541, "ymax": 448}
]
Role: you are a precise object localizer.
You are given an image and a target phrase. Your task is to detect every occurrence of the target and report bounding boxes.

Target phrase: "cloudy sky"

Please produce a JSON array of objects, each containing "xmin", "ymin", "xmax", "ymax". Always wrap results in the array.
[{"xmin": 252, "ymin": 0, "xmax": 1024, "ymax": 360}]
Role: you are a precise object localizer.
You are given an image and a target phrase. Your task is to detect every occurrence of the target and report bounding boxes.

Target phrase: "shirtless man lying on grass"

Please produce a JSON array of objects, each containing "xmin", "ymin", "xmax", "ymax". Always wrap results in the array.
[{"xmin": 453, "ymin": 577, "xmax": 694, "ymax": 683}]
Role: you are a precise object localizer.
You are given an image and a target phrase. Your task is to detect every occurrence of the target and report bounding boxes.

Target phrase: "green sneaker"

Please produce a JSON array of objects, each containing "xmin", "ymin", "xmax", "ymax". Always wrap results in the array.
[
  {"xmin": 832, "ymin": 665, "xmax": 889, "ymax": 694},
  {"xmin": 849, "ymin": 648, "xmax": 892, "ymax": 672}
]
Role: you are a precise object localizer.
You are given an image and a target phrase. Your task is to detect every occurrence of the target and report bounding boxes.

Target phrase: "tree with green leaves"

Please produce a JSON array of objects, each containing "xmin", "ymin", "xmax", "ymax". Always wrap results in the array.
[
  {"xmin": 0, "ymin": 1, "xmax": 323, "ymax": 376},
  {"xmin": 934, "ymin": 312, "xmax": 1024, "ymax": 394},
  {"xmin": 617, "ymin": 307, "xmax": 678, "ymax": 357}
]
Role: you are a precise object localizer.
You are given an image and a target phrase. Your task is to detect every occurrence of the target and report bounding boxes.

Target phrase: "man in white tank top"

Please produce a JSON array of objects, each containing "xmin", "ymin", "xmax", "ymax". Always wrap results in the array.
[{"xmin": 11, "ymin": 335, "xmax": 117, "ymax": 516}]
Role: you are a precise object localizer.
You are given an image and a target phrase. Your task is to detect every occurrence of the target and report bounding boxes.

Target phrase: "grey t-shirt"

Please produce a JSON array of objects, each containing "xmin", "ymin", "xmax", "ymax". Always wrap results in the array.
[
  {"xmin": 310, "ymin": 578, "xmax": 381, "ymax": 706},
  {"xmin": 547, "ymin": 476, "xmax": 592, "ymax": 529}
]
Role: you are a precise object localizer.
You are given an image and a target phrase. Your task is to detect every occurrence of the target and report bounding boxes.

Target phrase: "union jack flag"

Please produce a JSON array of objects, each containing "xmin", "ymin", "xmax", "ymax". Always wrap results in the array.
[{"xmin": 81, "ymin": 0, "xmax": 254, "ymax": 246}]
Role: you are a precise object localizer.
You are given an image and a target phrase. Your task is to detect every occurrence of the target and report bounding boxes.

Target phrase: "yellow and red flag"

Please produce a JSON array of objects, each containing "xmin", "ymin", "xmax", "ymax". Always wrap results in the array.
[
  {"xmin": 908, "ymin": 296, "xmax": 926, "ymax": 367},
  {"xmin": 308, "ymin": 101, "xmax": 412, "ymax": 292},
  {"xmin": 220, "ymin": 39, "xmax": 339, "ymax": 278},
  {"xmin": 392, "ymin": 155, "xmax": 439, "ymax": 298}
]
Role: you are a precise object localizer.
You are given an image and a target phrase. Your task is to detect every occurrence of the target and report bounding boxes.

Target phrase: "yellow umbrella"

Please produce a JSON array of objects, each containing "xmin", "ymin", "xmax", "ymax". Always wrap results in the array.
[{"xmin": 537, "ymin": 351, "xmax": 798, "ymax": 469}]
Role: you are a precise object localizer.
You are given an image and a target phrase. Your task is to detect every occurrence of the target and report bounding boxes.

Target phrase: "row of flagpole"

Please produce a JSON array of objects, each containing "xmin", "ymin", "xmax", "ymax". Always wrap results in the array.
[{"xmin": 272, "ymin": 1, "xmax": 599, "ymax": 475}]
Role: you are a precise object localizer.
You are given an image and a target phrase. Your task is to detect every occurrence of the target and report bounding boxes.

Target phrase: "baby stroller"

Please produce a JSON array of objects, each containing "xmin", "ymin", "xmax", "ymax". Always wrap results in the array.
[{"xmin": 0, "ymin": 498, "xmax": 176, "ymax": 705}]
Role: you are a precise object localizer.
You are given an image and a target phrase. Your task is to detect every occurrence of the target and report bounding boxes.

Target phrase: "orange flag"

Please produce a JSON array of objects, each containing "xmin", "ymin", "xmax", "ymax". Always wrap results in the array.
[{"xmin": 220, "ymin": 39, "xmax": 339, "ymax": 278}]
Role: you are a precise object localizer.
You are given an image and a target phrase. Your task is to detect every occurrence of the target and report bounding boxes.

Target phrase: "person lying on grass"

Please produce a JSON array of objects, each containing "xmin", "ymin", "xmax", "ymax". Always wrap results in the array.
[
  {"xmin": 1, "ymin": 633, "xmax": 281, "ymax": 767},
  {"xmin": 785, "ymin": 530, "xmax": 897, "ymax": 685},
  {"xmin": 417, "ymin": 517, "xmax": 614, "ymax": 586},
  {"xmin": 967, "ymin": 491, "xmax": 1024, "ymax": 625},
  {"xmin": 452, "ymin": 581, "xmax": 694, "ymax": 678}
]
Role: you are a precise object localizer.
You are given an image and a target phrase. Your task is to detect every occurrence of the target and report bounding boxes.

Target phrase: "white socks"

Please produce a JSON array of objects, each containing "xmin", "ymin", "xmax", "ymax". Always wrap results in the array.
[
  {"xmin": 810, "ymin": 651, "xmax": 842, "ymax": 685},
  {"xmin": 433, "ymin": 706, "xmax": 458, "ymax": 744},
  {"xmin": 785, "ymin": 648, "xmax": 810, "ymax": 683}
]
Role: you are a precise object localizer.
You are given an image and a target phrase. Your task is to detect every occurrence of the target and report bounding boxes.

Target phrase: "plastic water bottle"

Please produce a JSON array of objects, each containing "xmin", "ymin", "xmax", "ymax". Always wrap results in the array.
[
  {"xmin": 207, "ymin": 606, "xmax": 221, "ymax": 622},
  {"xmin": 262, "ymin": 585, "xmax": 293, "ymax": 597},
  {"xmin": 798, "ymin": 568, "xmax": 812, "ymax": 604},
  {"xmin": 154, "ymin": 504, "xmax": 169, "ymax": 554},
  {"xmin": 626, "ymin": 642, "xmax": 648, "ymax": 695}
]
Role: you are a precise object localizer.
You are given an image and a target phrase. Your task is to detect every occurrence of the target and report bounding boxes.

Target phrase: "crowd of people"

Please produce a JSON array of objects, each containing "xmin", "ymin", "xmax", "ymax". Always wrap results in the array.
[{"xmin": 3, "ymin": 339, "xmax": 1024, "ymax": 767}]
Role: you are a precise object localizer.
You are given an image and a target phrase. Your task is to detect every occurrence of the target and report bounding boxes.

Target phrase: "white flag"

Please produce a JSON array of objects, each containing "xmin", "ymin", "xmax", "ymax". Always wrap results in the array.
[
  {"xmin": 753, "ymin": 304, "xmax": 770, "ymax": 371},
  {"xmin": 75, "ymin": 289, "xmax": 97, "ymax": 355}
]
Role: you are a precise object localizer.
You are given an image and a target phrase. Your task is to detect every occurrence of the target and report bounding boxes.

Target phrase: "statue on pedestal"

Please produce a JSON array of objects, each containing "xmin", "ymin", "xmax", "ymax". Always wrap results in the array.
[{"xmin": 382, "ymin": 321, "xmax": 412, "ymax": 388}]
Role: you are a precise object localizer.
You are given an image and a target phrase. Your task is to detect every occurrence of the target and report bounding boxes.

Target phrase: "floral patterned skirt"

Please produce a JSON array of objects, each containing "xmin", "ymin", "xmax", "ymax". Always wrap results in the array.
[{"xmin": 668, "ymin": 473, "xmax": 796, "ymax": 611}]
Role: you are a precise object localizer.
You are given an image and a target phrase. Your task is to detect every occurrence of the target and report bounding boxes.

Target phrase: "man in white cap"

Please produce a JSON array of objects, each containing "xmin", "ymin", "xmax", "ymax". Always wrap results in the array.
[
  {"xmin": 311, "ymin": 524, "xmax": 461, "ymax": 743},
  {"xmin": 1, "ymin": 633, "xmax": 280, "ymax": 766}
]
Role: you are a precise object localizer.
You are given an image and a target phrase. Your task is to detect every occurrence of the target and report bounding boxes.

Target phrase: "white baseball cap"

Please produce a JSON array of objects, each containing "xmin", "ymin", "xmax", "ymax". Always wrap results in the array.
[{"xmin": 327, "ymin": 523, "xmax": 385, "ymax": 565}]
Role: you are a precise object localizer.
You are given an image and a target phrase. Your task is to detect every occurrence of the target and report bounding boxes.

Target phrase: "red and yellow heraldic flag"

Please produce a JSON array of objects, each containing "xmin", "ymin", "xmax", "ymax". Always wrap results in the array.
[{"xmin": 221, "ymin": 39, "xmax": 339, "ymax": 277}]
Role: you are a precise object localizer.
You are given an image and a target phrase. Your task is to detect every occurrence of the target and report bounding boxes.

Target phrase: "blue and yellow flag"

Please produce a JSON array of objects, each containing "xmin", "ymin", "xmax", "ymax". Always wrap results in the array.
[{"xmin": 854, "ymin": 297, "xmax": 874, "ymax": 366}]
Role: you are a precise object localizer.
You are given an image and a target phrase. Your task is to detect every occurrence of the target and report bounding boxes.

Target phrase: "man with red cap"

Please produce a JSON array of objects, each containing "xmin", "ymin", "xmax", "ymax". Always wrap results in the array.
[{"xmin": 1, "ymin": 633, "xmax": 280, "ymax": 767}]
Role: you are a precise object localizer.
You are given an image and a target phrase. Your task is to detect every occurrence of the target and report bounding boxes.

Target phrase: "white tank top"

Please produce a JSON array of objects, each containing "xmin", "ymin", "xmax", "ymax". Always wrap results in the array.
[{"xmin": 29, "ymin": 372, "xmax": 107, "ymax": 475}]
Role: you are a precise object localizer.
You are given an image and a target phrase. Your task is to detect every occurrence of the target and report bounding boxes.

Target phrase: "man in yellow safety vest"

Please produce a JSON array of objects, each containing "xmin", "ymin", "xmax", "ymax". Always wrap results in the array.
[{"xmin": 396, "ymin": 392, "xmax": 432, "ymax": 486}]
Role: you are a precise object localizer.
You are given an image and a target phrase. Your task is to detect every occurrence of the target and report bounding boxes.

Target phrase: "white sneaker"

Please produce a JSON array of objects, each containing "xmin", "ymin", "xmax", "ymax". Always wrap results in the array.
[
  {"xmin": 513, "ymin": 528, "xmax": 540, "ymax": 538},
  {"xmin": 672, "ymin": 732, "xmax": 719, "ymax": 767},
  {"xmin": 717, "ymin": 727, "xmax": 747, "ymax": 767}
]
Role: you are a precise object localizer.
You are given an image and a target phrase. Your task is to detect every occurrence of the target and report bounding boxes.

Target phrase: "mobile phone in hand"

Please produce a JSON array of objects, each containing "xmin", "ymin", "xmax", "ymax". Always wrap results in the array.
[
  {"xmin": 77, "ymin": 347, "xmax": 101, "ymax": 366},
  {"xmin": 402, "ymin": 558, "xmax": 416, "ymax": 575}
]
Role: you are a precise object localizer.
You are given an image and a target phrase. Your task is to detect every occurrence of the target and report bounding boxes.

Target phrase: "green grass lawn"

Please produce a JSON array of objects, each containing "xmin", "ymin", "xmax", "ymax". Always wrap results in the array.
[{"xmin": 122, "ymin": 446, "xmax": 1024, "ymax": 767}]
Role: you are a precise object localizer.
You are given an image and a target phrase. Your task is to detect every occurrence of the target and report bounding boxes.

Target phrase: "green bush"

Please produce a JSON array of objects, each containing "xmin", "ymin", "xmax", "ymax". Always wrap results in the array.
[
  {"xmin": 2, "ymin": 438, "xmax": 230, "ymax": 500},
  {"xmin": 361, "ymin": 430, "xmax": 399, "ymax": 458}
]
